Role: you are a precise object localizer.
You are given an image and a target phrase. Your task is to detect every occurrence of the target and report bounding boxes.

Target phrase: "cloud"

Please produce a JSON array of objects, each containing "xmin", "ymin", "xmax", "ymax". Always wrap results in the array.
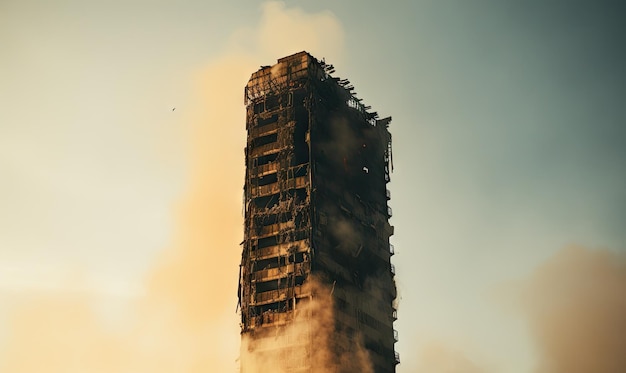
[
  {"xmin": 1, "ymin": 2, "xmax": 344, "ymax": 372},
  {"xmin": 409, "ymin": 245, "xmax": 625, "ymax": 373},
  {"xmin": 518, "ymin": 246, "xmax": 626, "ymax": 373}
]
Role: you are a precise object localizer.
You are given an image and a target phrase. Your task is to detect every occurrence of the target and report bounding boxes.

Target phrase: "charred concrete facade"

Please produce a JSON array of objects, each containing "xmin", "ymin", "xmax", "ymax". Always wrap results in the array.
[{"xmin": 238, "ymin": 52, "xmax": 397, "ymax": 372}]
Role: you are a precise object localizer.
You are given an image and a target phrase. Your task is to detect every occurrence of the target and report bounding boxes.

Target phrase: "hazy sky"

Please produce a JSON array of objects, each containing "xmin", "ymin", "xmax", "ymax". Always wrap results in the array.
[{"xmin": 1, "ymin": 1, "xmax": 625, "ymax": 372}]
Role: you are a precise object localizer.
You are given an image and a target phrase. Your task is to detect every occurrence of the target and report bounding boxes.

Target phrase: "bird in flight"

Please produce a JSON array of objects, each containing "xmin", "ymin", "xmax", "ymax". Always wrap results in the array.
[{"xmin": 172, "ymin": 107, "xmax": 176, "ymax": 111}]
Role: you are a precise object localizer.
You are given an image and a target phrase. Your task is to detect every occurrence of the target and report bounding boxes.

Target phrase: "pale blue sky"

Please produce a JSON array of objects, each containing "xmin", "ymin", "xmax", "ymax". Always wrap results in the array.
[{"xmin": 1, "ymin": 1, "xmax": 624, "ymax": 372}]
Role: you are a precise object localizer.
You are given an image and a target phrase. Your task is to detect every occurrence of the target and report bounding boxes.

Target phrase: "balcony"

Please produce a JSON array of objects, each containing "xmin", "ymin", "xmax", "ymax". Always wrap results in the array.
[
  {"xmin": 251, "ymin": 220, "xmax": 295, "ymax": 239},
  {"xmin": 393, "ymin": 329, "xmax": 399, "ymax": 342},
  {"xmin": 387, "ymin": 206, "xmax": 393, "ymax": 218},
  {"xmin": 253, "ymin": 239, "xmax": 308, "ymax": 260},
  {"xmin": 392, "ymin": 309, "xmax": 398, "ymax": 321},
  {"xmin": 394, "ymin": 352, "xmax": 400, "ymax": 365},
  {"xmin": 250, "ymin": 176, "xmax": 308, "ymax": 197},
  {"xmin": 390, "ymin": 263, "xmax": 396, "ymax": 276},
  {"xmin": 250, "ymin": 121, "xmax": 279, "ymax": 138},
  {"xmin": 250, "ymin": 182, "xmax": 280, "ymax": 198},
  {"xmin": 250, "ymin": 142, "xmax": 283, "ymax": 157},
  {"xmin": 389, "ymin": 243, "xmax": 395, "ymax": 256},
  {"xmin": 254, "ymin": 285, "xmax": 308, "ymax": 305},
  {"xmin": 386, "ymin": 189, "xmax": 391, "ymax": 200},
  {"xmin": 253, "ymin": 162, "xmax": 279, "ymax": 177},
  {"xmin": 287, "ymin": 176, "xmax": 309, "ymax": 189},
  {"xmin": 252, "ymin": 262, "xmax": 308, "ymax": 282},
  {"xmin": 249, "ymin": 310, "xmax": 291, "ymax": 328}
]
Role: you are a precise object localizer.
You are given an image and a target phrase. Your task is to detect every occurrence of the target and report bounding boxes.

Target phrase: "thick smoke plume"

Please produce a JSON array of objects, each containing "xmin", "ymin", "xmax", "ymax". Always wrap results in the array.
[
  {"xmin": 0, "ymin": 49, "xmax": 247, "ymax": 373},
  {"xmin": 240, "ymin": 277, "xmax": 373, "ymax": 373},
  {"xmin": 1, "ymin": 2, "xmax": 345, "ymax": 372}
]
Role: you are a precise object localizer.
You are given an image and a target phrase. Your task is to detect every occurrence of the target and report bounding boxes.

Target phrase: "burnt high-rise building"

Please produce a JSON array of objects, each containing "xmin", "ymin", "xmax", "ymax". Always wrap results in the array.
[{"xmin": 238, "ymin": 52, "xmax": 397, "ymax": 373}]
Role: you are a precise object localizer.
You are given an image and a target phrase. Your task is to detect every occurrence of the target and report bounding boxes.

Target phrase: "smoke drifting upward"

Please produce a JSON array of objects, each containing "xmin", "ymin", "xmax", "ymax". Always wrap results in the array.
[
  {"xmin": 1, "ymin": 2, "xmax": 344, "ymax": 372},
  {"xmin": 240, "ymin": 278, "xmax": 373, "ymax": 373},
  {"xmin": 0, "ymin": 46, "xmax": 249, "ymax": 373},
  {"xmin": 519, "ymin": 246, "xmax": 626, "ymax": 373}
]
